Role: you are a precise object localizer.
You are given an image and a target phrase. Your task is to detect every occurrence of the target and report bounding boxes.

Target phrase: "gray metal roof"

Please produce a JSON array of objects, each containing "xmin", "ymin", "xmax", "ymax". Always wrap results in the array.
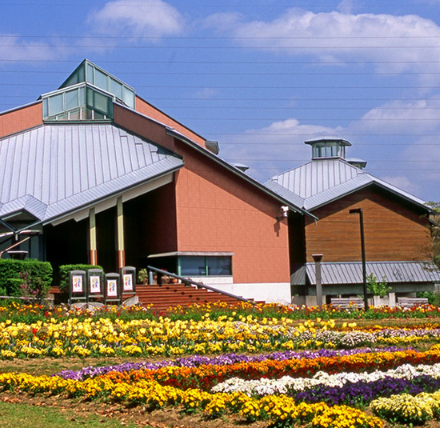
[
  {"xmin": 294, "ymin": 261, "xmax": 440, "ymax": 285},
  {"xmin": 264, "ymin": 180, "xmax": 305, "ymax": 210},
  {"xmin": 0, "ymin": 123, "xmax": 183, "ymax": 224},
  {"xmin": 266, "ymin": 158, "xmax": 428, "ymax": 211}
]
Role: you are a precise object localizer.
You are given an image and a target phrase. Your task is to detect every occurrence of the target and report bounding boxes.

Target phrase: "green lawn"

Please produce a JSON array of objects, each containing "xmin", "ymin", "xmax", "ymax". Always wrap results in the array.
[{"xmin": 0, "ymin": 400, "xmax": 142, "ymax": 428}]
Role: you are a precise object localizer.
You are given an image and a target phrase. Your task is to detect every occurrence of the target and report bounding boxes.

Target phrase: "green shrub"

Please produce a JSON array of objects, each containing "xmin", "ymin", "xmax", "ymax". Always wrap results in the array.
[
  {"xmin": 19, "ymin": 271, "xmax": 52, "ymax": 303},
  {"xmin": 366, "ymin": 274, "xmax": 392, "ymax": 298},
  {"xmin": 0, "ymin": 259, "xmax": 52, "ymax": 296},
  {"xmin": 417, "ymin": 291, "xmax": 440, "ymax": 306},
  {"xmin": 5, "ymin": 278, "xmax": 23, "ymax": 297},
  {"xmin": 58, "ymin": 264, "xmax": 103, "ymax": 291}
]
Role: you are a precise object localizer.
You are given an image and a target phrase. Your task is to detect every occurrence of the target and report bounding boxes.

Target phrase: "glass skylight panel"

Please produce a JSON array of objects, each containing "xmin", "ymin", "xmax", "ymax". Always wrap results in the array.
[
  {"xmin": 44, "ymin": 61, "xmax": 135, "ymax": 120},
  {"xmin": 43, "ymin": 84, "xmax": 113, "ymax": 121},
  {"xmin": 95, "ymin": 91, "xmax": 109, "ymax": 113},
  {"xmin": 110, "ymin": 78, "xmax": 123, "ymax": 100},
  {"xmin": 59, "ymin": 60, "xmax": 136, "ymax": 109},
  {"xmin": 48, "ymin": 93, "xmax": 63, "ymax": 116},
  {"xmin": 86, "ymin": 63, "xmax": 94, "ymax": 85},
  {"xmin": 123, "ymin": 87, "xmax": 135, "ymax": 109},
  {"xmin": 65, "ymin": 89, "xmax": 78, "ymax": 111},
  {"xmin": 94, "ymin": 69, "xmax": 107, "ymax": 92}
]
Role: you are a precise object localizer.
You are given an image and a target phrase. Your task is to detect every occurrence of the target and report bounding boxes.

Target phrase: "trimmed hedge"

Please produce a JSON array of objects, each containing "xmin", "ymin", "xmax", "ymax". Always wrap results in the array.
[
  {"xmin": 0, "ymin": 259, "xmax": 53, "ymax": 296},
  {"xmin": 59, "ymin": 264, "xmax": 104, "ymax": 291}
]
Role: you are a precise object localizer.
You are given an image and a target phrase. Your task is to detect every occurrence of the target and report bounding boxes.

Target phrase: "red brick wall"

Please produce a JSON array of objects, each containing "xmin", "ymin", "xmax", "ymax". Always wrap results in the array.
[
  {"xmin": 113, "ymin": 104, "xmax": 176, "ymax": 152},
  {"xmin": 304, "ymin": 187, "xmax": 431, "ymax": 263},
  {"xmin": 174, "ymin": 140, "xmax": 291, "ymax": 284},
  {"xmin": 114, "ymin": 103, "xmax": 291, "ymax": 283},
  {"xmin": 0, "ymin": 103, "xmax": 43, "ymax": 138},
  {"xmin": 135, "ymin": 97, "xmax": 206, "ymax": 148}
]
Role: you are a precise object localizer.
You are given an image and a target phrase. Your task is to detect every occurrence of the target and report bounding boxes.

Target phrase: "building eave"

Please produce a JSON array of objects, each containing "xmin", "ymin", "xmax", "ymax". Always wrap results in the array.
[{"xmin": 42, "ymin": 164, "xmax": 183, "ymax": 227}]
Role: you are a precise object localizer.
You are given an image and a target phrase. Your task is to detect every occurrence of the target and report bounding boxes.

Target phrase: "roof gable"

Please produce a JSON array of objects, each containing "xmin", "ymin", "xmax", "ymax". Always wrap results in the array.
[{"xmin": 266, "ymin": 158, "xmax": 428, "ymax": 212}]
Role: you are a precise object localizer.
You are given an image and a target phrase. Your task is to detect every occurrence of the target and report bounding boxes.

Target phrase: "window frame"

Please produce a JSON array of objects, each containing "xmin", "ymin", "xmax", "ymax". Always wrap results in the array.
[{"xmin": 177, "ymin": 255, "xmax": 233, "ymax": 277}]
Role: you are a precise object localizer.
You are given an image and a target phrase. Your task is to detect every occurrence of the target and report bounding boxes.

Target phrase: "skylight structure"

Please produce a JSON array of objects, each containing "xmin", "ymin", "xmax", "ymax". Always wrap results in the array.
[
  {"xmin": 305, "ymin": 137, "xmax": 351, "ymax": 160},
  {"xmin": 41, "ymin": 60, "xmax": 136, "ymax": 122}
]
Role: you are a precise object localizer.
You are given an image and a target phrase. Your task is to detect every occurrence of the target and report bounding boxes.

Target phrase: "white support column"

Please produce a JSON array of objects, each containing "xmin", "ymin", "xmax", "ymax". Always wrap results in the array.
[{"xmin": 89, "ymin": 208, "xmax": 97, "ymax": 265}]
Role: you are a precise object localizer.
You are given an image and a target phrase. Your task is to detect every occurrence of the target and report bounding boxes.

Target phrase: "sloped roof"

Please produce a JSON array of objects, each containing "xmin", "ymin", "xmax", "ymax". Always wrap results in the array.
[
  {"xmin": 292, "ymin": 261, "xmax": 440, "ymax": 285},
  {"xmin": 0, "ymin": 123, "xmax": 183, "ymax": 225},
  {"xmin": 266, "ymin": 158, "xmax": 428, "ymax": 211}
]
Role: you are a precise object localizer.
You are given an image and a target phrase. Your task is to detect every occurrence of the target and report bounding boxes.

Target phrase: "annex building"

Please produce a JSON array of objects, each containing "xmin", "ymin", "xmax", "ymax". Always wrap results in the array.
[{"xmin": 266, "ymin": 138, "xmax": 440, "ymax": 304}]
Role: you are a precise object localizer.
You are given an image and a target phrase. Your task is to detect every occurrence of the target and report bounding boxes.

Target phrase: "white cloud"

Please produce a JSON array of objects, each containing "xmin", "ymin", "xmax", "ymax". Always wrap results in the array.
[
  {"xmin": 0, "ymin": 33, "xmax": 117, "ymax": 65},
  {"xmin": 380, "ymin": 175, "xmax": 422, "ymax": 198},
  {"xmin": 352, "ymin": 99, "xmax": 440, "ymax": 134},
  {"xmin": 400, "ymin": 135, "xmax": 440, "ymax": 188},
  {"xmin": 0, "ymin": 34, "xmax": 63, "ymax": 62},
  {"xmin": 337, "ymin": 0, "xmax": 358, "ymax": 14},
  {"xmin": 220, "ymin": 118, "xmax": 343, "ymax": 182},
  {"xmin": 89, "ymin": 0, "xmax": 185, "ymax": 38},
  {"xmin": 204, "ymin": 10, "xmax": 440, "ymax": 77},
  {"xmin": 220, "ymin": 95, "xmax": 440, "ymax": 199}
]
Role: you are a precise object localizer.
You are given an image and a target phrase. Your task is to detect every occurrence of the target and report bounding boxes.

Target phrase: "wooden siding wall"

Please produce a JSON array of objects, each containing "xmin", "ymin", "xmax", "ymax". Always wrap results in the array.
[{"xmin": 304, "ymin": 187, "xmax": 431, "ymax": 263}]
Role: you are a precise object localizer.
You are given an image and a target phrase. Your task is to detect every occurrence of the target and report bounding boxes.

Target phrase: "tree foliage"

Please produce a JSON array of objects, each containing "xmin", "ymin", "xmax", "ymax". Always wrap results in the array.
[{"xmin": 426, "ymin": 201, "xmax": 440, "ymax": 269}]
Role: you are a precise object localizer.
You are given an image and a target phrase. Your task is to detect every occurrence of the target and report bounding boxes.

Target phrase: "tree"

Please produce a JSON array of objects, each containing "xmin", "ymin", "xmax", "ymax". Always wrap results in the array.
[{"xmin": 426, "ymin": 201, "xmax": 440, "ymax": 269}]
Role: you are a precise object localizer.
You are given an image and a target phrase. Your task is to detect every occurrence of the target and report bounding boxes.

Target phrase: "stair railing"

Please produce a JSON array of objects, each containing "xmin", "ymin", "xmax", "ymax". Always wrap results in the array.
[{"xmin": 147, "ymin": 265, "xmax": 255, "ymax": 307}]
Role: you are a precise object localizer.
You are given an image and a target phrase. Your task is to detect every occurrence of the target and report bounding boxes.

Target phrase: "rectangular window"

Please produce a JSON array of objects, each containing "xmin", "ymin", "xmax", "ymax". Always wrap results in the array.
[
  {"xmin": 179, "ymin": 256, "xmax": 232, "ymax": 276},
  {"xmin": 207, "ymin": 257, "xmax": 231, "ymax": 275},
  {"xmin": 86, "ymin": 63, "xmax": 94, "ymax": 85},
  {"xmin": 123, "ymin": 87, "xmax": 136, "ymax": 109},
  {"xmin": 48, "ymin": 93, "xmax": 63, "ymax": 116},
  {"xmin": 180, "ymin": 256, "xmax": 206, "ymax": 276},
  {"xmin": 86, "ymin": 87, "xmax": 112, "ymax": 117},
  {"xmin": 65, "ymin": 89, "xmax": 79, "ymax": 111},
  {"xmin": 94, "ymin": 68, "xmax": 107, "ymax": 92},
  {"xmin": 110, "ymin": 78, "xmax": 123, "ymax": 100}
]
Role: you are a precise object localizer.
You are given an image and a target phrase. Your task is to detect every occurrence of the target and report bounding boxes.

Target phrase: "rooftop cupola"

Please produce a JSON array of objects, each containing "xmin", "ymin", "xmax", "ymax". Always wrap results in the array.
[
  {"xmin": 305, "ymin": 137, "xmax": 351, "ymax": 160},
  {"xmin": 346, "ymin": 158, "xmax": 367, "ymax": 169}
]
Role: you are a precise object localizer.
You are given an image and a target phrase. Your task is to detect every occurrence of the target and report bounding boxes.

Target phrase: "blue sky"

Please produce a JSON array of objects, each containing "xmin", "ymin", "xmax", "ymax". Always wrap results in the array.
[{"xmin": 2, "ymin": 0, "xmax": 440, "ymax": 202}]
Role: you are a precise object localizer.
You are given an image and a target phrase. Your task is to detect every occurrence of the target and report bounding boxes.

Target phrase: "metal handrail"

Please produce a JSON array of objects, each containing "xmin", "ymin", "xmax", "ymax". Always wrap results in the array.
[{"xmin": 146, "ymin": 265, "xmax": 255, "ymax": 306}]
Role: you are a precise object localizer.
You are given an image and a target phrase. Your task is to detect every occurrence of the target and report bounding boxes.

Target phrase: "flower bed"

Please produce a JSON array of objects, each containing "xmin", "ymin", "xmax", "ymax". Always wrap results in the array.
[
  {"xmin": 3, "ymin": 313, "xmax": 440, "ymax": 360},
  {"xmin": 5, "ymin": 347, "xmax": 440, "ymax": 426},
  {"xmin": 3, "ymin": 302, "xmax": 440, "ymax": 426}
]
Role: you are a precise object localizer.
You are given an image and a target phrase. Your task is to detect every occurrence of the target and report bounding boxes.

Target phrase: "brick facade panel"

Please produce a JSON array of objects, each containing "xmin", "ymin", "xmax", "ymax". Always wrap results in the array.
[{"xmin": 174, "ymin": 141, "xmax": 290, "ymax": 284}]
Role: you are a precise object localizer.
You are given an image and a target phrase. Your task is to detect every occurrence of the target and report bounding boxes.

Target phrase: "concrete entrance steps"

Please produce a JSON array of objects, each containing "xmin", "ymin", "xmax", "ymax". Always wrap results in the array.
[{"xmin": 136, "ymin": 283, "xmax": 257, "ymax": 313}]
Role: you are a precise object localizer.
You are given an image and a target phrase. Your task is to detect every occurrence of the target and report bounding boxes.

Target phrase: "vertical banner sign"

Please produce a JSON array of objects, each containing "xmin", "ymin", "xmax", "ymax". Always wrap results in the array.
[
  {"xmin": 72, "ymin": 275, "xmax": 83, "ymax": 293},
  {"xmin": 107, "ymin": 279, "xmax": 118, "ymax": 297},
  {"xmin": 123, "ymin": 273, "xmax": 133, "ymax": 291},
  {"xmin": 89, "ymin": 275, "xmax": 101, "ymax": 294}
]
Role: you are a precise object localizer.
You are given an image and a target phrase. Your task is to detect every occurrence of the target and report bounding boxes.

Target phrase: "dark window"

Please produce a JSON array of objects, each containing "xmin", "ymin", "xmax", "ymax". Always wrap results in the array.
[{"xmin": 179, "ymin": 256, "xmax": 232, "ymax": 276}]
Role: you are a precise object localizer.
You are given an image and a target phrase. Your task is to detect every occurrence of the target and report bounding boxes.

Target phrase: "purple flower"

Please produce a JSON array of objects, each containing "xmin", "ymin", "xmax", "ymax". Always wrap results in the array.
[
  {"xmin": 288, "ymin": 375, "xmax": 440, "ymax": 406},
  {"xmin": 54, "ymin": 346, "xmax": 409, "ymax": 381}
]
